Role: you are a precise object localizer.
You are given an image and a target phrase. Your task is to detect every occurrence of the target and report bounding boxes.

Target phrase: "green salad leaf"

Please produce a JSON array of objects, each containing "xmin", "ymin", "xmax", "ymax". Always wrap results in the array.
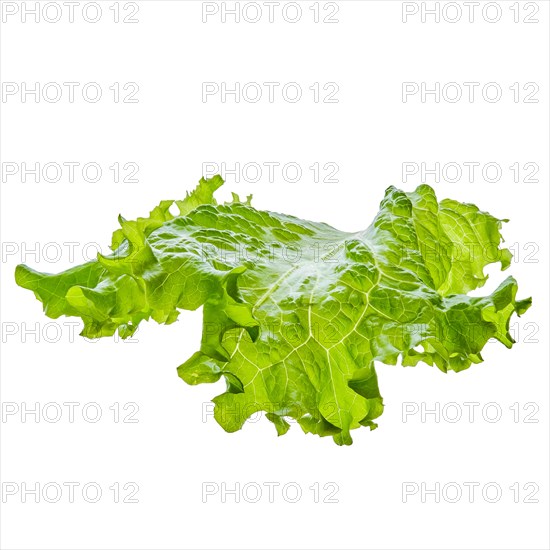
[{"xmin": 15, "ymin": 176, "xmax": 531, "ymax": 444}]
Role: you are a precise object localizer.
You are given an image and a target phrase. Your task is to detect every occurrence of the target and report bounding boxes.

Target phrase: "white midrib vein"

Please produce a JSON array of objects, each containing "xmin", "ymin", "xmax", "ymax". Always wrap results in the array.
[{"xmin": 228, "ymin": 241, "xmax": 344, "ymax": 364}]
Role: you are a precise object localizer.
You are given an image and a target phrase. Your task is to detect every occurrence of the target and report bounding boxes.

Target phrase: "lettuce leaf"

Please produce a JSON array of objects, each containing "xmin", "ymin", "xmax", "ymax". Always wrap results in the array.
[{"xmin": 15, "ymin": 176, "xmax": 531, "ymax": 445}]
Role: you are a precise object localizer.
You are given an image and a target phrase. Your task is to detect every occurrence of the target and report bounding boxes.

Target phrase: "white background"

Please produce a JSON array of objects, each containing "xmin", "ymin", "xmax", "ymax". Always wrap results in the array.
[{"xmin": 0, "ymin": 1, "xmax": 549, "ymax": 549}]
